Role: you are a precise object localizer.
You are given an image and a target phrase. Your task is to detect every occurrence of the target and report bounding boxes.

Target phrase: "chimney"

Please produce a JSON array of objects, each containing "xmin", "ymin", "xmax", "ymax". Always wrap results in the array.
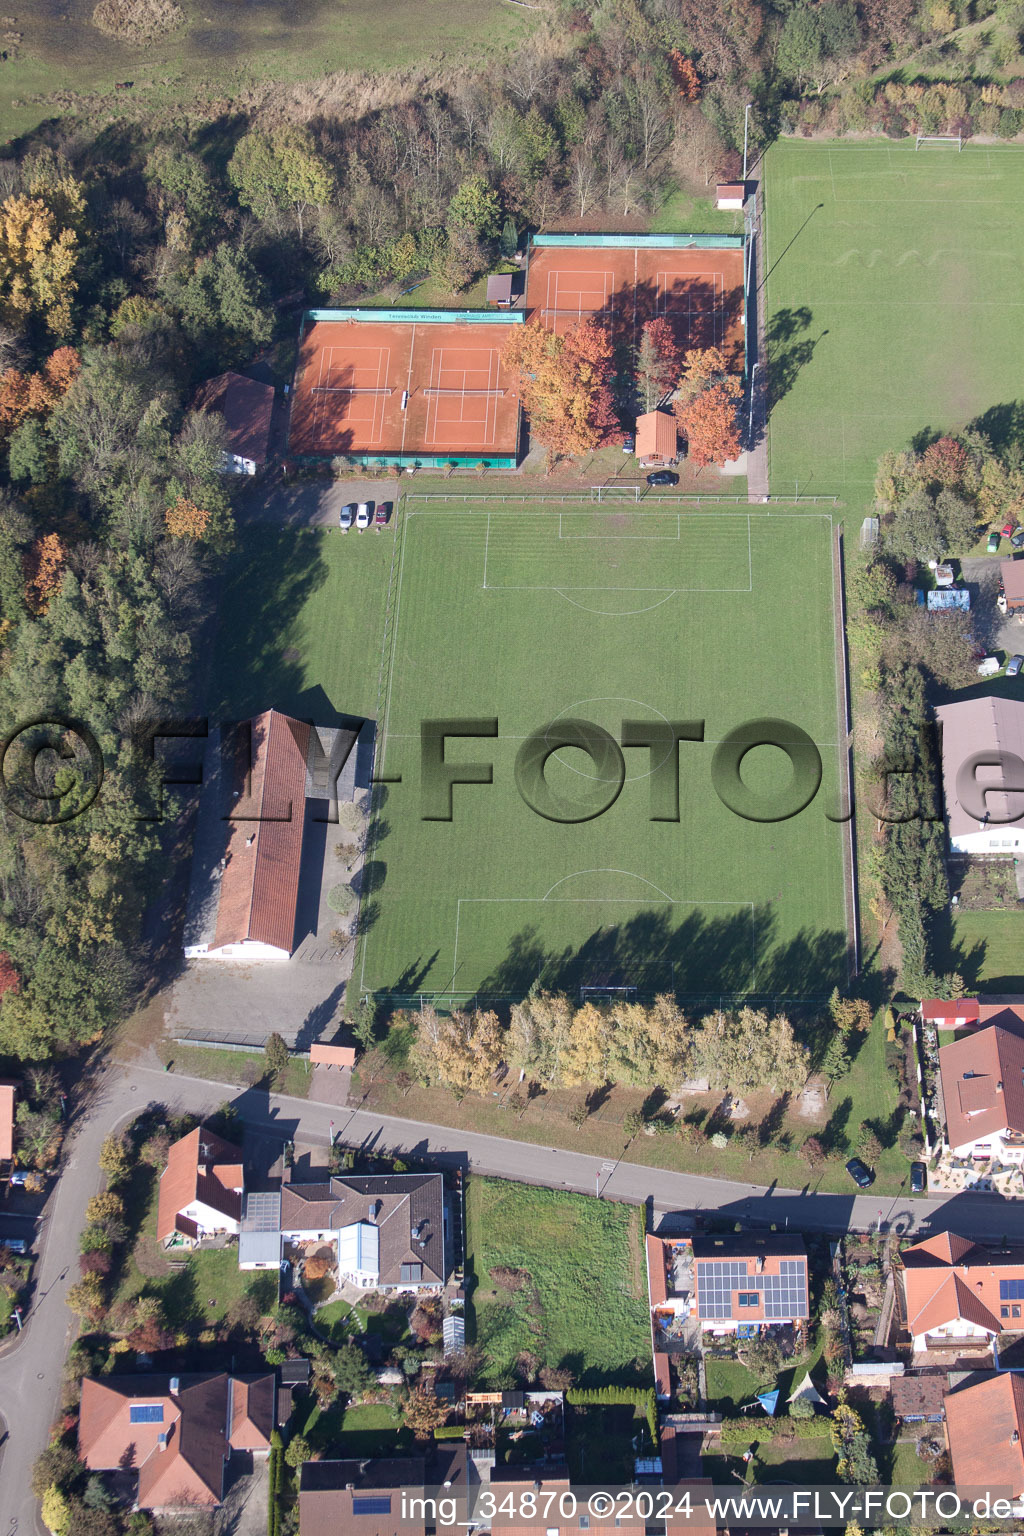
[
  {"xmin": 158, "ymin": 1432, "xmax": 168, "ymax": 1452},
  {"xmin": 756, "ymin": 1255, "xmax": 765, "ymax": 1273},
  {"xmin": 998, "ymin": 1082, "xmax": 1004, "ymax": 1092}
]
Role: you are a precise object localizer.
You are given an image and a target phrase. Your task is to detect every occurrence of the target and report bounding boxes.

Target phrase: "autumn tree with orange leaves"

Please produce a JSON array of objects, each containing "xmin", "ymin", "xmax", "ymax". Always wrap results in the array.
[
  {"xmin": 673, "ymin": 346, "xmax": 742, "ymax": 470},
  {"xmin": 0, "ymin": 346, "xmax": 80, "ymax": 434},
  {"xmin": 502, "ymin": 317, "xmax": 617, "ymax": 461},
  {"xmin": 23, "ymin": 532, "xmax": 66, "ymax": 615},
  {"xmin": 668, "ymin": 51, "xmax": 702, "ymax": 101},
  {"xmin": 164, "ymin": 495, "xmax": 211, "ymax": 541}
]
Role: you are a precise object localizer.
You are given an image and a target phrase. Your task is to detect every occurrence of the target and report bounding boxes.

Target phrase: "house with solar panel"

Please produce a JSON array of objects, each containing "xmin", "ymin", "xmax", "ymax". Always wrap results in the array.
[
  {"xmin": 691, "ymin": 1234, "xmax": 810, "ymax": 1337},
  {"xmin": 238, "ymin": 1169, "xmax": 448, "ymax": 1291},
  {"xmin": 78, "ymin": 1372, "xmax": 275, "ymax": 1510},
  {"xmin": 900, "ymin": 1230, "xmax": 1024, "ymax": 1352}
]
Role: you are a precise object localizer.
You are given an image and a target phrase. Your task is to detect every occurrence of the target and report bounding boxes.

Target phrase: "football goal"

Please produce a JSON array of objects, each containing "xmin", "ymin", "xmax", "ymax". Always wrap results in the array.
[{"xmin": 915, "ymin": 134, "xmax": 963, "ymax": 150}]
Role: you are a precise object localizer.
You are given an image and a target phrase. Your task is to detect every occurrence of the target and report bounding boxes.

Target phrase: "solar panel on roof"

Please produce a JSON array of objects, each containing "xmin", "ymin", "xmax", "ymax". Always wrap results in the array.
[
  {"xmin": 353, "ymin": 1497, "xmax": 392, "ymax": 1515},
  {"xmin": 1000, "ymin": 1279, "xmax": 1024, "ymax": 1300},
  {"xmin": 129, "ymin": 1404, "xmax": 164, "ymax": 1424}
]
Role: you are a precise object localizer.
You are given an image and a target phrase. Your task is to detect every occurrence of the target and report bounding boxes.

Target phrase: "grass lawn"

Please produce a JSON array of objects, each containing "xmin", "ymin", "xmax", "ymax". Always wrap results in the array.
[
  {"xmin": 302, "ymin": 1398, "xmax": 412, "ymax": 1458},
  {"xmin": 465, "ymin": 1177, "xmax": 650, "ymax": 1386},
  {"xmin": 315, "ymin": 1298, "xmax": 411, "ymax": 1344},
  {"xmin": 3, "ymin": 0, "xmax": 537, "ymax": 142},
  {"xmin": 943, "ymin": 908, "xmax": 1024, "ymax": 992},
  {"xmin": 887, "ymin": 1438, "xmax": 935, "ymax": 1486},
  {"xmin": 704, "ymin": 1358, "xmax": 762, "ymax": 1414},
  {"xmin": 752, "ymin": 1433, "xmax": 836, "ymax": 1483},
  {"xmin": 356, "ymin": 502, "xmax": 847, "ymax": 1002},
  {"xmin": 159, "ymin": 1042, "xmax": 312, "ymax": 1099},
  {"xmin": 764, "ymin": 141, "xmax": 1024, "ymax": 503},
  {"xmin": 566, "ymin": 1404, "xmax": 653, "ymax": 1482},
  {"xmin": 651, "ymin": 186, "xmax": 745, "ymax": 237}
]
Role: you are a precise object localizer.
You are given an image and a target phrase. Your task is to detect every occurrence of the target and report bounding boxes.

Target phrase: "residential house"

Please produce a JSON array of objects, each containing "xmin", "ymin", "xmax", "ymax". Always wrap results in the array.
[
  {"xmin": 938, "ymin": 1026, "xmax": 1024, "ymax": 1160},
  {"xmin": 0, "ymin": 1078, "xmax": 16, "ymax": 1163},
  {"xmin": 193, "ymin": 371, "xmax": 275, "ymax": 475},
  {"xmin": 920, "ymin": 998, "xmax": 980, "ymax": 1031},
  {"xmin": 299, "ymin": 1446, "xmax": 467, "ymax": 1536},
  {"xmin": 945, "ymin": 1373, "xmax": 1024, "ymax": 1506},
  {"xmin": 1000, "ymin": 556, "xmax": 1024, "ymax": 615},
  {"xmin": 933, "ymin": 695, "xmax": 1024, "ymax": 854},
  {"xmin": 691, "ymin": 1233, "xmax": 809, "ymax": 1336},
  {"xmin": 156, "ymin": 1126, "xmax": 244, "ymax": 1249},
  {"xmin": 279, "ymin": 1170, "xmax": 447, "ymax": 1291},
  {"xmin": 490, "ymin": 1469, "xmax": 716, "ymax": 1536},
  {"xmin": 899, "ymin": 1230, "xmax": 1024, "ymax": 1350},
  {"xmin": 78, "ymin": 1372, "xmax": 274, "ymax": 1510}
]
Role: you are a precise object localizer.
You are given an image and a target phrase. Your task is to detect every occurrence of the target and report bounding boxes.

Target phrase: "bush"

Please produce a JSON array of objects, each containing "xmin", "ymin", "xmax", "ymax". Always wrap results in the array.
[
  {"xmin": 327, "ymin": 883, "xmax": 355, "ymax": 915},
  {"xmin": 788, "ymin": 1393, "xmax": 816, "ymax": 1419}
]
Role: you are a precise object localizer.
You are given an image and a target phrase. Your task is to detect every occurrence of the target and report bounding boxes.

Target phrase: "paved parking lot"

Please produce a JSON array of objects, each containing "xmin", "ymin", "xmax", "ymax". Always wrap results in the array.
[{"xmin": 237, "ymin": 477, "xmax": 400, "ymax": 528}]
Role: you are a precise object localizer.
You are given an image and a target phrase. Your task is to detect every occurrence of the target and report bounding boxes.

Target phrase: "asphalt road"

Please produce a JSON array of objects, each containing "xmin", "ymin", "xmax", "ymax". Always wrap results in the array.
[{"xmin": 5, "ymin": 1060, "xmax": 1024, "ymax": 1532}]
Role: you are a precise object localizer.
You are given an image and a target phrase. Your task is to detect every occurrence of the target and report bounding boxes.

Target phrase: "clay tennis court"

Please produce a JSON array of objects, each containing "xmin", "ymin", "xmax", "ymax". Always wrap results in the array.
[
  {"xmin": 289, "ymin": 314, "xmax": 522, "ymax": 463},
  {"xmin": 526, "ymin": 241, "xmax": 745, "ymax": 366}
]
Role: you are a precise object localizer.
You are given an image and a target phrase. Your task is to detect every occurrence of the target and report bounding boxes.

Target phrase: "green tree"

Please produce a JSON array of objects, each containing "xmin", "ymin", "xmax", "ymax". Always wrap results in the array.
[
  {"xmin": 348, "ymin": 997, "xmax": 377, "ymax": 1053},
  {"xmin": 499, "ymin": 216, "xmax": 519, "ymax": 259},
  {"xmin": 264, "ymin": 1033, "xmax": 289, "ymax": 1087},
  {"xmin": 228, "ymin": 126, "xmax": 335, "ymax": 242},
  {"xmin": 446, "ymin": 175, "xmax": 501, "ymax": 238},
  {"xmin": 144, "ymin": 144, "xmax": 219, "ymax": 247},
  {"xmin": 742, "ymin": 1333, "xmax": 782, "ymax": 1385},
  {"xmin": 284, "ymin": 1434, "xmax": 311, "ymax": 1469},
  {"xmin": 8, "ymin": 417, "xmax": 50, "ymax": 484}
]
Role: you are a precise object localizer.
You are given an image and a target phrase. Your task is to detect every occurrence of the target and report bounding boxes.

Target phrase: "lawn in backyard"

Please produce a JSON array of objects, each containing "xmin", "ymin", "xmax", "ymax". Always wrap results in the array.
[
  {"xmin": 465, "ymin": 1177, "xmax": 650, "ymax": 1386},
  {"xmin": 764, "ymin": 141, "xmax": 1024, "ymax": 504},
  {"xmin": 113, "ymin": 1166, "xmax": 275, "ymax": 1328},
  {"xmin": 357, "ymin": 503, "xmax": 848, "ymax": 1003},
  {"xmin": 302, "ymin": 1399, "xmax": 411, "ymax": 1458}
]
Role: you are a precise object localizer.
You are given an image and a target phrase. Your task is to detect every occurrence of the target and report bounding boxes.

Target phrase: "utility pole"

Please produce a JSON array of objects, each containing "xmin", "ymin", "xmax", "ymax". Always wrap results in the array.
[{"xmin": 743, "ymin": 103, "xmax": 753, "ymax": 184}]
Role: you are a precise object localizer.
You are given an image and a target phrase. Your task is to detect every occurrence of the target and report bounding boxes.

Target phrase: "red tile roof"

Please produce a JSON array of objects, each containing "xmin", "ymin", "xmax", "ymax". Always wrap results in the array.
[
  {"xmin": 939, "ymin": 1026, "xmax": 1024, "ymax": 1151},
  {"xmin": 79, "ymin": 1374, "xmax": 230, "ymax": 1509},
  {"xmin": 214, "ymin": 710, "xmax": 310, "ymax": 955},
  {"xmin": 901, "ymin": 1231, "xmax": 1024, "ymax": 1338},
  {"xmin": 0, "ymin": 1079, "xmax": 16, "ymax": 1161},
  {"xmin": 156, "ymin": 1126, "xmax": 244, "ymax": 1243},
  {"xmin": 636, "ymin": 409, "xmax": 677, "ymax": 462},
  {"xmin": 978, "ymin": 1003, "xmax": 1024, "ymax": 1035},
  {"xmin": 921, "ymin": 998, "xmax": 980, "ymax": 1023},
  {"xmin": 229, "ymin": 1374, "xmax": 275, "ymax": 1450},
  {"xmin": 946, "ymin": 1373, "xmax": 1024, "ymax": 1496}
]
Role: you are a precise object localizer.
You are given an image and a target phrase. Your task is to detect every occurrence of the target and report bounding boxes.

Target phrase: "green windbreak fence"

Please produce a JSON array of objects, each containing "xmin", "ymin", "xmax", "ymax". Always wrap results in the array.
[{"xmin": 531, "ymin": 233, "xmax": 744, "ymax": 249}]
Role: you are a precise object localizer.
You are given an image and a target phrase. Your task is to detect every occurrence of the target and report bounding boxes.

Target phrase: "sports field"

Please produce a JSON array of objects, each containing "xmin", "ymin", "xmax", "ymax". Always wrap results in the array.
[
  {"xmin": 289, "ymin": 313, "xmax": 522, "ymax": 463},
  {"xmin": 763, "ymin": 141, "xmax": 1024, "ymax": 500},
  {"xmin": 357, "ymin": 502, "xmax": 849, "ymax": 1003},
  {"xmin": 525, "ymin": 238, "xmax": 745, "ymax": 365}
]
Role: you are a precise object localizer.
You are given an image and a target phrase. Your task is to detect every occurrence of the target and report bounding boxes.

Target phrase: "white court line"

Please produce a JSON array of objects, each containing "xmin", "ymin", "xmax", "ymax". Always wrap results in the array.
[{"xmin": 371, "ymin": 347, "xmax": 389, "ymax": 443}]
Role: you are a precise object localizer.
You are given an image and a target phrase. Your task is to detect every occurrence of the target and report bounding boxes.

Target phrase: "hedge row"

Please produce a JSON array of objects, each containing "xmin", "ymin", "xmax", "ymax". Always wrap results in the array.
[
  {"xmin": 567, "ymin": 1387, "xmax": 658, "ymax": 1446},
  {"xmin": 720, "ymin": 1414, "xmax": 829, "ymax": 1445}
]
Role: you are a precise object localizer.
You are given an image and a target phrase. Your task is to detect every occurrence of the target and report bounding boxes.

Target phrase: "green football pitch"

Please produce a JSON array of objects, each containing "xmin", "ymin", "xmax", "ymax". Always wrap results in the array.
[
  {"xmin": 357, "ymin": 504, "xmax": 849, "ymax": 1004},
  {"xmin": 763, "ymin": 140, "xmax": 1024, "ymax": 502}
]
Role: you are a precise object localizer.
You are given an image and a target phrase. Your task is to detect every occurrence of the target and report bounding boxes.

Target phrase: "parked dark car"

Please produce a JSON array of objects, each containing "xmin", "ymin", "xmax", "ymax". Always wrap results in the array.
[
  {"xmin": 1012, "ymin": 525, "xmax": 1024, "ymax": 549},
  {"xmin": 845, "ymin": 1156, "xmax": 873, "ymax": 1188},
  {"xmin": 375, "ymin": 502, "xmax": 390, "ymax": 526},
  {"xmin": 910, "ymin": 1161, "xmax": 927, "ymax": 1194},
  {"xmin": 646, "ymin": 469, "xmax": 679, "ymax": 487},
  {"xmin": 622, "ymin": 433, "xmax": 635, "ymax": 455}
]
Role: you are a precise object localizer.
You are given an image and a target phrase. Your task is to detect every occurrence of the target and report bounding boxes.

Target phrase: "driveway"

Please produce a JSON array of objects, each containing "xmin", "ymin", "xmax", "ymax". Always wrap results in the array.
[
  {"xmin": 236, "ymin": 478, "xmax": 401, "ymax": 528},
  {"xmin": 961, "ymin": 554, "xmax": 1024, "ymax": 657},
  {"xmin": 220, "ymin": 1452, "xmax": 269, "ymax": 1536}
]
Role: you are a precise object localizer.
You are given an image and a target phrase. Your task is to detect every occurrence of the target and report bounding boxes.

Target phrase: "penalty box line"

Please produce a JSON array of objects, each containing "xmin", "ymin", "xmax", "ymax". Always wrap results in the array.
[
  {"xmin": 452, "ymin": 896, "xmax": 758, "ymax": 992},
  {"xmin": 483, "ymin": 511, "xmax": 753, "ymax": 593}
]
